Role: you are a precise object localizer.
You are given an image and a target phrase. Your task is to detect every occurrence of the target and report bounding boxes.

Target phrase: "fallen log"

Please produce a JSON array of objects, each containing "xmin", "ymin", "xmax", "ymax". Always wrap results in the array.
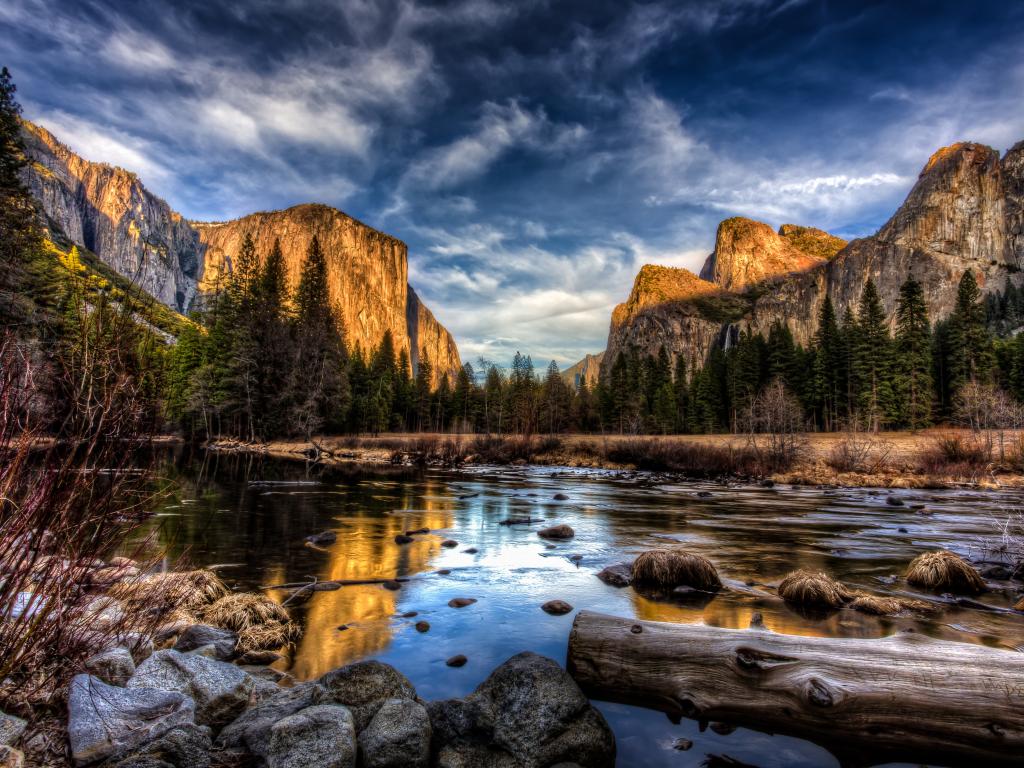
[{"xmin": 567, "ymin": 610, "xmax": 1024, "ymax": 766}]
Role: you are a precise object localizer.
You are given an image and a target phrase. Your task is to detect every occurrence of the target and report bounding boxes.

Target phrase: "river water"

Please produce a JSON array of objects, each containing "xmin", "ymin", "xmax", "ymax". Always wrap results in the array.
[{"xmin": 129, "ymin": 448, "xmax": 1024, "ymax": 768}]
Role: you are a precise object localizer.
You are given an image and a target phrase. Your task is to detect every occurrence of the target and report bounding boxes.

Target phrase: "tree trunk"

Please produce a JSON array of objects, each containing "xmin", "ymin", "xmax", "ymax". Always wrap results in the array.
[{"xmin": 566, "ymin": 611, "xmax": 1024, "ymax": 767}]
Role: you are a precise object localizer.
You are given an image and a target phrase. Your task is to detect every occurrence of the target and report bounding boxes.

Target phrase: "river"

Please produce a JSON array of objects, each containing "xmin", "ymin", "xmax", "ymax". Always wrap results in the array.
[{"xmin": 127, "ymin": 448, "xmax": 1024, "ymax": 768}]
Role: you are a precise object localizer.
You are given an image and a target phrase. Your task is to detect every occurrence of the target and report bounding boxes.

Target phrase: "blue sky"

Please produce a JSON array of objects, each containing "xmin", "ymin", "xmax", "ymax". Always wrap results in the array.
[{"xmin": 2, "ymin": 0, "xmax": 1023, "ymax": 367}]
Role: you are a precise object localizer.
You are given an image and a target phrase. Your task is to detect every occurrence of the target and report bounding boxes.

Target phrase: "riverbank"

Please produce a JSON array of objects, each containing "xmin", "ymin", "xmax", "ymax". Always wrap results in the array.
[{"xmin": 207, "ymin": 429, "xmax": 1024, "ymax": 489}]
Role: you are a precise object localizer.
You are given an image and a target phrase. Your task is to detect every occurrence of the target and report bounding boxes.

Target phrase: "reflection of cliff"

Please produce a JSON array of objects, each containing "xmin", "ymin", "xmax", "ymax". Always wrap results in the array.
[{"xmin": 285, "ymin": 486, "xmax": 454, "ymax": 680}]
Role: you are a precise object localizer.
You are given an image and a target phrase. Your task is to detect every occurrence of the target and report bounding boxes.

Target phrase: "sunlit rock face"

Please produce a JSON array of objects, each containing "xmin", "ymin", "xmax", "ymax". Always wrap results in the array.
[
  {"xmin": 20, "ymin": 121, "xmax": 460, "ymax": 382},
  {"xmin": 21, "ymin": 121, "xmax": 202, "ymax": 311},
  {"xmin": 561, "ymin": 351, "xmax": 604, "ymax": 389},
  {"xmin": 195, "ymin": 206, "xmax": 461, "ymax": 380},
  {"xmin": 605, "ymin": 140, "xmax": 1024, "ymax": 370}
]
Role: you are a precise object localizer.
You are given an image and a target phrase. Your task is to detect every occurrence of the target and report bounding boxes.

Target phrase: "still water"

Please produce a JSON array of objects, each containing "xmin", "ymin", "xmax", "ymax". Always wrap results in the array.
[{"xmin": 130, "ymin": 449, "xmax": 1024, "ymax": 768}]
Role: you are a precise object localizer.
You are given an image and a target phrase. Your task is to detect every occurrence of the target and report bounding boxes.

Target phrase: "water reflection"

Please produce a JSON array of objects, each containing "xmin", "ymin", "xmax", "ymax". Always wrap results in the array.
[{"xmin": 126, "ymin": 451, "xmax": 1024, "ymax": 767}]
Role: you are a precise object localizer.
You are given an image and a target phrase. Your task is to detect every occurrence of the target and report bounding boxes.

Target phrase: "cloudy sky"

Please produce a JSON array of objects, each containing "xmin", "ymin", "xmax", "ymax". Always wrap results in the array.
[{"xmin": 2, "ymin": 0, "xmax": 1022, "ymax": 367}]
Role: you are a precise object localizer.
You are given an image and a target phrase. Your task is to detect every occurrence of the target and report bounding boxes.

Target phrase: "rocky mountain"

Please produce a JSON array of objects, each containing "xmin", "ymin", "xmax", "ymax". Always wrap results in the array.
[
  {"xmin": 561, "ymin": 351, "xmax": 604, "ymax": 389},
  {"xmin": 604, "ymin": 139, "xmax": 1024, "ymax": 378},
  {"xmin": 20, "ymin": 121, "xmax": 461, "ymax": 382}
]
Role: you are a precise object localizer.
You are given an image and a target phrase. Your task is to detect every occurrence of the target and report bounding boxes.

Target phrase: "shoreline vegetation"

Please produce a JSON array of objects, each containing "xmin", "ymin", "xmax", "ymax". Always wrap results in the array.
[{"xmin": 208, "ymin": 428, "xmax": 1024, "ymax": 489}]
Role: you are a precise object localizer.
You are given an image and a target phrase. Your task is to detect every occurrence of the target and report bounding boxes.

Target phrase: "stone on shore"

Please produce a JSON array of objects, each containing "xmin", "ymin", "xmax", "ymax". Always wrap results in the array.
[
  {"xmin": 218, "ymin": 683, "xmax": 328, "ymax": 757},
  {"xmin": 0, "ymin": 713, "xmax": 26, "ymax": 747},
  {"xmin": 317, "ymin": 660, "xmax": 418, "ymax": 732},
  {"xmin": 266, "ymin": 705, "xmax": 356, "ymax": 768},
  {"xmin": 127, "ymin": 650, "xmax": 254, "ymax": 728},
  {"xmin": 84, "ymin": 647, "xmax": 136, "ymax": 686},
  {"xmin": 427, "ymin": 652, "xmax": 614, "ymax": 768},
  {"xmin": 67, "ymin": 674, "xmax": 195, "ymax": 766},
  {"xmin": 358, "ymin": 698, "xmax": 431, "ymax": 768},
  {"xmin": 102, "ymin": 724, "xmax": 212, "ymax": 768},
  {"xmin": 173, "ymin": 625, "xmax": 238, "ymax": 661}
]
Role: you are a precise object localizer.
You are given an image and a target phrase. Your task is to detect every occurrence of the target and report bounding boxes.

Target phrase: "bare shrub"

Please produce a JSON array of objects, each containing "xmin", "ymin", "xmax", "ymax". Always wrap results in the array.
[
  {"xmin": 953, "ymin": 381, "xmax": 1022, "ymax": 463},
  {"xmin": 918, "ymin": 432, "xmax": 992, "ymax": 479},
  {"xmin": 826, "ymin": 422, "xmax": 893, "ymax": 474},
  {"xmin": 469, "ymin": 434, "xmax": 562, "ymax": 464},
  {"xmin": 599, "ymin": 438, "xmax": 761, "ymax": 477},
  {"xmin": 740, "ymin": 379, "xmax": 807, "ymax": 473}
]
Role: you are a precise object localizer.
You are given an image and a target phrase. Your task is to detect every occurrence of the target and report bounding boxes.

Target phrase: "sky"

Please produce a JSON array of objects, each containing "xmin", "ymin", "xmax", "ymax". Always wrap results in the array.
[{"xmin": 2, "ymin": 0, "xmax": 1023, "ymax": 368}]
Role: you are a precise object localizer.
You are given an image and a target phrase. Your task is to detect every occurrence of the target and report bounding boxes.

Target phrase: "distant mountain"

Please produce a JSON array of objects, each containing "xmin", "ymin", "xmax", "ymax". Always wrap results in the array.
[
  {"xmin": 20, "ymin": 121, "xmax": 461, "ymax": 382},
  {"xmin": 604, "ymin": 139, "xmax": 1024, "ymax": 378},
  {"xmin": 561, "ymin": 351, "xmax": 604, "ymax": 389}
]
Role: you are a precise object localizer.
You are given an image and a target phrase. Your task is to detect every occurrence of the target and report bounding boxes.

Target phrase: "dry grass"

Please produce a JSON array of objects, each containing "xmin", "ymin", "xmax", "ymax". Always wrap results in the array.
[
  {"xmin": 847, "ymin": 594, "xmax": 934, "ymax": 616},
  {"xmin": 777, "ymin": 570, "xmax": 853, "ymax": 610},
  {"xmin": 109, "ymin": 569, "xmax": 229, "ymax": 615},
  {"xmin": 631, "ymin": 549, "xmax": 722, "ymax": 591},
  {"xmin": 202, "ymin": 592, "xmax": 291, "ymax": 631},
  {"xmin": 905, "ymin": 551, "xmax": 987, "ymax": 594},
  {"xmin": 235, "ymin": 622, "xmax": 302, "ymax": 654}
]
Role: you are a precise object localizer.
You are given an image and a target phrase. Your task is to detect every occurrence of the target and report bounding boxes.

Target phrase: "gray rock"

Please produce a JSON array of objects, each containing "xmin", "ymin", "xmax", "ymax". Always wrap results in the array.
[
  {"xmin": 67, "ymin": 674, "xmax": 196, "ymax": 767},
  {"xmin": 0, "ymin": 712, "xmax": 26, "ymax": 746},
  {"xmin": 172, "ymin": 625, "xmax": 237, "ymax": 661},
  {"xmin": 595, "ymin": 563, "xmax": 632, "ymax": 588},
  {"xmin": 217, "ymin": 682, "xmax": 327, "ymax": 757},
  {"xmin": 127, "ymin": 650, "xmax": 254, "ymax": 728},
  {"xmin": 317, "ymin": 661, "xmax": 417, "ymax": 731},
  {"xmin": 358, "ymin": 698, "xmax": 431, "ymax": 768},
  {"xmin": 85, "ymin": 647, "xmax": 136, "ymax": 686},
  {"xmin": 427, "ymin": 654, "xmax": 614, "ymax": 768},
  {"xmin": 0, "ymin": 746, "xmax": 23, "ymax": 768},
  {"xmin": 101, "ymin": 724, "xmax": 211, "ymax": 768},
  {"xmin": 266, "ymin": 704, "xmax": 355, "ymax": 768}
]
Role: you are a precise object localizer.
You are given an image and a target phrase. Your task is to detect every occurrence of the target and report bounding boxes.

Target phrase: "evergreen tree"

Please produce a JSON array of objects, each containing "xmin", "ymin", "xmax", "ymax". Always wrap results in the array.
[
  {"xmin": 540, "ymin": 360, "xmax": 572, "ymax": 434},
  {"xmin": 415, "ymin": 349, "xmax": 433, "ymax": 431},
  {"xmin": 810, "ymin": 296, "xmax": 841, "ymax": 430},
  {"xmin": 672, "ymin": 355, "xmax": 688, "ymax": 432},
  {"xmin": 289, "ymin": 235, "xmax": 349, "ymax": 437},
  {"xmin": 851, "ymin": 280, "xmax": 895, "ymax": 431},
  {"xmin": 892, "ymin": 277, "xmax": 933, "ymax": 429},
  {"xmin": 945, "ymin": 270, "xmax": 996, "ymax": 394}
]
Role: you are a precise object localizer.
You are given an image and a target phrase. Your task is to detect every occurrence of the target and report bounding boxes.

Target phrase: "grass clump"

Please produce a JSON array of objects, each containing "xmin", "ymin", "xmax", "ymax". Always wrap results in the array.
[
  {"xmin": 777, "ymin": 570, "xmax": 852, "ymax": 610},
  {"xmin": 631, "ymin": 549, "xmax": 722, "ymax": 592},
  {"xmin": 202, "ymin": 593, "xmax": 301, "ymax": 653},
  {"xmin": 109, "ymin": 569, "xmax": 230, "ymax": 615},
  {"xmin": 905, "ymin": 551, "xmax": 987, "ymax": 594}
]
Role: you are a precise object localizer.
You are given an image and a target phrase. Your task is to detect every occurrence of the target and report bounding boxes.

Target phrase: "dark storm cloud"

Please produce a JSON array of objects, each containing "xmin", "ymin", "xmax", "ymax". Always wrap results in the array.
[{"xmin": 2, "ymin": 0, "xmax": 1022, "ymax": 364}]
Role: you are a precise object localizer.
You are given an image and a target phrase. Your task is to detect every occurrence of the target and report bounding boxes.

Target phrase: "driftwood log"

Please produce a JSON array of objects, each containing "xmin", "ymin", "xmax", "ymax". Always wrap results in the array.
[{"xmin": 566, "ymin": 611, "xmax": 1024, "ymax": 766}]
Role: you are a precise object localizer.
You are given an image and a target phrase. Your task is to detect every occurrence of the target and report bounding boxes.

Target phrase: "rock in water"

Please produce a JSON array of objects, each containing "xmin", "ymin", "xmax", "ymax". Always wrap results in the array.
[
  {"xmin": 218, "ymin": 683, "xmax": 328, "ymax": 757},
  {"xmin": 267, "ymin": 705, "xmax": 356, "ymax": 768},
  {"xmin": 448, "ymin": 598, "xmax": 477, "ymax": 608},
  {"xmin": 67, "ymin": 674, "xmax": 195, "ymax": 766},
  {"xmin": 358, "ymin": 698, "xmax": 431, "ymax": 768},
  {"xmin": 173, "ymin": 625, "xmax": 238, "ymax": 661},
  {"xmin": 317, "ymin": 660, "xmax": 418, "ymax": 732},
  {"xmin": 446, "ymin": 655, "xmax": 468, "ymax": 668},
  {"xmin": 428, "ymin": 652, "xmax": 614, "ymax": 768},
  {"xmin": 127, "ymin": 650, "xmax": 254, "ymax": 728},
  {"xmin": 537, "ymin": 525, "xmax": 575, "ymax": 540},
  {"xmin": 84, "ymin": 647, "xmax": 136, "ymax": 686},
  {"xmin": 541, "ymin": 600, "xmax": 574, "ymax": 616},
  {"xmin": 595, "ymin": 564, "xmax": 632, "ymax": 588}
]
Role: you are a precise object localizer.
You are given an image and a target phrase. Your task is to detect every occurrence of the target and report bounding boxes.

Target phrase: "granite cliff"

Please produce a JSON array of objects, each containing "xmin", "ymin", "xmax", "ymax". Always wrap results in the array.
[
  {"xmin": 604, "ymin": 140, "xmax": 1024, "ymax": 377},
  {"xmin": 561, "ymin": 351, "xmax": 604, "ymax": 389},
  {"xmin": 20, "ymin": 121, "xmax": 460, "ymax": 382}
]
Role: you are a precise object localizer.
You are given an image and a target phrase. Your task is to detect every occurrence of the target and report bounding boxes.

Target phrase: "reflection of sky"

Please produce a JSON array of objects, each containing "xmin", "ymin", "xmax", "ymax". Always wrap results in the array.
[{"xmin": 133, "ymin": 460, "xmax": 1024, "ymax": 767}]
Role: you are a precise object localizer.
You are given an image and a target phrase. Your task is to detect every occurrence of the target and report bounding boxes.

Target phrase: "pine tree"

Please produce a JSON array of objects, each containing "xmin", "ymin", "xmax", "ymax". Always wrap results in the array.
[
  {"xmin": 851, "ymin": 280, "xmax": 894, "ymax": 431},
  {"xmin": 289, "ymin": 235, "xmax": 349, "ymax": 438},
  {"xmin": 415, "ymin": 349, "xmax": 433, "ymax": 431},
  {"xmin": 945, "ymin": 270, "xmax": 996, "ymax": 394},
  {"xmin": 0, "ymin": 68, "xmax": 42, "ymax": 326},
  {"xmin": 892, "ymin": 277, "xmax": 933, "ymax": 429},
  {"xmin": 672, "ymin": 355, "xmax": 688, "ymax": 433},
  {"xmin": 810, "ymin": 296, "xmax": 841, "ymax": 430}
]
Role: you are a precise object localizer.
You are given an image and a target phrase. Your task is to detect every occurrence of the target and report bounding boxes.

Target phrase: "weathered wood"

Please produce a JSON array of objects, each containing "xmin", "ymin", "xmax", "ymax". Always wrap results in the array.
[{"xmin": 566, "ymin": 610, "xmax": 1024, "ymax": 766}]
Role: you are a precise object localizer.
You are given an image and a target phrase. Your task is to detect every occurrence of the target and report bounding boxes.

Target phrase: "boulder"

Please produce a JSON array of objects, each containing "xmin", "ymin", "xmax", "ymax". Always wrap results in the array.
[
  {"xmin": 173, "ymin": 625, "xmax": 237, "ymax": 661},
  {"xmin": 436, "ymin": 652, "xmax": 615, "ymax": 768},
  {"xmin": 266, "ymin": 705, "xmax": 356, "ymax": 768},
  {"xmin": 101, "ymin": 724, "xmax": 212, "ymax": 768},
  {"xmin": 0, "ymin": 746, "xmax": 22, "ymax": 768},
  {"xmin": 537, "ymin": 525, "xmax": 575, "ymax": 540},
  {"xmin": 426, "ymin": 697, "xmax": 494, "ymax": 749},
  {"xmin": 436, "ymin": 742, "xmax": 517, "ymax": 768},
  {"xmin": 358, "ymin": 698, "xmax": 431, "ymax": 768},
  {"xmin": 317, "ymin": 661, "xmax": 417, "ymax": 731},
  {"xmin": 127, "ymin": 650, "xmax": 254, "ymax": 728},
  {"xmin": 67, "ymin": 674, "xmax": 196, "ymax": 766},
  {"xmin": 0, "ymin": 712, "xmax": 26, "ymax": 747},
  {"xmin": 595, "ymin": 564, "xmax": 632, "ymax": 588},
  {"xmin": 85, "ymin": 647, "xmax": 136, "ymax": 686},
  {"xmin": 218, "ymin": 682, "xmax": 328, "ymax": 757}
]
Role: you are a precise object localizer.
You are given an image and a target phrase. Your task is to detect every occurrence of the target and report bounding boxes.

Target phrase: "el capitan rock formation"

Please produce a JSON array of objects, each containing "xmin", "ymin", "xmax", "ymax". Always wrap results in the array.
[
  {"xmin": 20, "ymin": 121, "xmax": 460, "ymax": 382},
  {"xmin": 562, "ymin": 351, "xmax": 604, "ymax": 389},
  {"xmin": 604, "ymin": 140, "xmax": 1024, "ymax": 377}
]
